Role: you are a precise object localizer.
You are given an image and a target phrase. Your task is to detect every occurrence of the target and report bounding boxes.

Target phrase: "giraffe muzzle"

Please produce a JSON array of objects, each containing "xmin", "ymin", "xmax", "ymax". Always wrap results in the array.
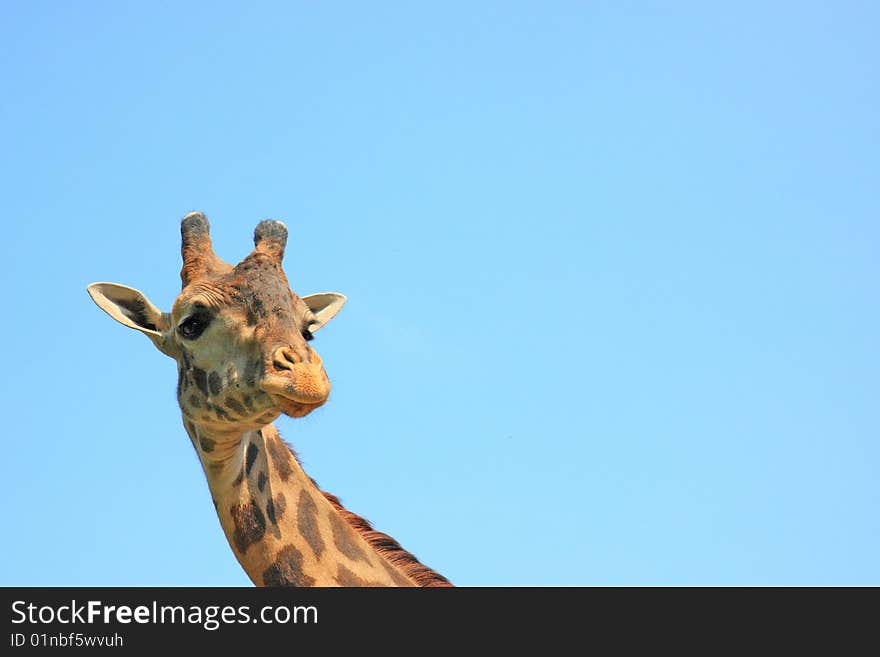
[{"xmin": 260, "ymin": 346, "xmax": 331, "ymax": 417}]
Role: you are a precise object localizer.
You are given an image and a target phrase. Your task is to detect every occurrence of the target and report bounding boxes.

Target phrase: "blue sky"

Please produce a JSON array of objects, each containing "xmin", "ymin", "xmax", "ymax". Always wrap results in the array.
[{"xmin": 1, "ymin": 2, "xmax": 877, "ymax": 586}]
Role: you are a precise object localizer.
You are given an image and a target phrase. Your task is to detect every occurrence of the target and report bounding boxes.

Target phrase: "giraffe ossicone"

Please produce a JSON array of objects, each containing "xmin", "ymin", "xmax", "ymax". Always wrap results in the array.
[{"xmin": 87, "ymin": 212, "xmax": 451, "ymax": 587}]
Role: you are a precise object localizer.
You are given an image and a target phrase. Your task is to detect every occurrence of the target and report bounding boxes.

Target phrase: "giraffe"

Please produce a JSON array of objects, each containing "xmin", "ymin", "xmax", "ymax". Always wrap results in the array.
[{"xmin": 87, "ymin": 212, "xmax": 451, "ymax": 587}]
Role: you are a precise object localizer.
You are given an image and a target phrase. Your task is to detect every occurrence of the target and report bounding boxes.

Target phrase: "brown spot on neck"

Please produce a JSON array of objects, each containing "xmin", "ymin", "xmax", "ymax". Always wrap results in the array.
[
  {"xmin": 297, "ymin": 490, "xmax": 325, "ymax": 559},
  {"xmin": 328, "ymin": 510, "xmax": 370, "ymax": 564},
  {"xmin": 265, "ymin": 432, "xmax": 294, "ymax": 481},
  {"xmin": 230, "ymin": 499, "xmax": 266, "ymax": 553},
  {"xmin": 262, "ymin": 544, "xmax": 314, "ymax": 587},
  {"xmin": 336, "ymin": 564, "xmax": 375, "ymax": 587},
  {"xmin": 266, "ymin": 492, "xmax": 286, "ymax": 526},
  {"xmin": 245, "ymin": 441, "xmax": 259, "ymax": 476}
]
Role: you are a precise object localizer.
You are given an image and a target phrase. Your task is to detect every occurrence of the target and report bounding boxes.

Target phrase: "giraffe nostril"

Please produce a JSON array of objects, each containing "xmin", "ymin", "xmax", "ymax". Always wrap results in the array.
[{"xmin": 271, "ymin": 345, "xmax": 302, "ymax": 372}]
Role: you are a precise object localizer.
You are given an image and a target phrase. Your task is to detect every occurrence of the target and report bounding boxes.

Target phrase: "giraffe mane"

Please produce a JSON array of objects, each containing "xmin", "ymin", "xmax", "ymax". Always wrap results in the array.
[
  {"xmin": 318, "ymin": 490, "xmax": 453, "ymax": 587},
  {"xmin": 282, "ymin": 438, "xmax": 453, "ymax": 587}
]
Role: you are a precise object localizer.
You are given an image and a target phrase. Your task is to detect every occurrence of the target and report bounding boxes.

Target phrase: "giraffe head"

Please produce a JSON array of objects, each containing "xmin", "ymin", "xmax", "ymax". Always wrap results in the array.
[{"xmin": 88, "ymin": 212, "xmax": 346, "ymax": 431}]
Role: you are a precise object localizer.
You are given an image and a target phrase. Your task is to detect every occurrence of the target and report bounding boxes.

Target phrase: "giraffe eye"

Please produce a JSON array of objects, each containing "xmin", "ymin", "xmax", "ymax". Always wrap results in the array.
[{"xmin": 179, "ymin": 315, "xmax": 210, "ymax": 340}]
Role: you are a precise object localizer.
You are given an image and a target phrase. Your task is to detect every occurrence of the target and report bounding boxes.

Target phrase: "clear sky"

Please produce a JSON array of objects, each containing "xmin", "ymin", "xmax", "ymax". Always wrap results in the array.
[{"xmin": 1, "ymin": 2, "xmax": 877, "ymax": 586}]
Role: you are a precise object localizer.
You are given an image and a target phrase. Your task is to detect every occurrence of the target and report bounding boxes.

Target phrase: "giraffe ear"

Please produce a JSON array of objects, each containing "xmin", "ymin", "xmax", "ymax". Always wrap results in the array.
[
  {"xmin": 87, "ymin": 283, "xmax": 176, "ymax": 356},
  {"xmin": 302, "ymin": 292, "xmax": 347, "ymax": 332}
]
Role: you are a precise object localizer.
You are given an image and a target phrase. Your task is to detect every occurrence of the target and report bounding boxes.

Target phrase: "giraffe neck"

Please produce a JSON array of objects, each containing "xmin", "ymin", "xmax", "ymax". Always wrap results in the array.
[{"xmin": 183, "ymin": 419, "xmax": 417, "ymax": 586}]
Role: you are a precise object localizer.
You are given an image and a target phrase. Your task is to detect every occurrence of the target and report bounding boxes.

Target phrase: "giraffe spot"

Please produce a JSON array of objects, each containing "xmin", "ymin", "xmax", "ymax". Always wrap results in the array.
[
  {"xmin": 232, "ymin": 465, "xmax": 245, "ymax": 487},
  {"xmin": 188, "ymin": 394, "xmax": 202, "ymax": 409},
  {"xmin": 266, "ymin": 498, "xmax": 276, "ymax": 525},
  {"xmin": 336, "ymin": 564, "xmax": 370, "ymax": 587},
  {"xmin": 242, "ymin": 394, "xmax": 254, "ymax": 411},
  {"xmin": 262, "ymin": 544, "xmax": 314, "ymax": 587},
  {"xmin": 199, "ymin": 437, "xmax": 216, "ymax": 453},
  {"xmin": 230, "ymin": 499, "xmax": 266, "ymax": 554},
  {"xmin": 225, "ymin": 397, "xmax": 246, "ymax": 415},
  {"xmin": 245, "ymin": 442, "xmax": 259, "ymax": 476},
  {"xmin": 193, "ymin": 368, "xmax": 209, "ymax": 396},
  {"xmin": 213, "ymin": 405, "xmax": 232, "ymax": 421},
  {"xmin": 208, "ymin": 371, "xmax": 223, "ymax": 396},
  {"xmin": 225, "ymin": 364, "xmax": 237, "ymax": 386},
  {"xmin": 200, "ymin": 414, "xmax": 212, "ymax": 422},
  {"xmin": 245, "ymin": 359, "xmax": 263, "ymax": 387},
  {"xmin": 257, "ymin": 471, "xmax": 267, "ymax": 492},
  {"xmin": 380, "ymin": 558, "xmax": 415, "ymax": 587},
  {"xmin": 297, "ymin": 490, "xmax": 325, "ymax": 559},
  {"xmin": 177, "ymin": 371, "xmax": 185, "ymax": 397},
  {"xmin": 266, "ymin": 435, "xmax": 294, "ymax": 481},
  {"xmin": 329, "ymin": 511, "xmax": 370, "ymax": 564},
  {"xmin": 179, "ymin": 353, "xmax": 193, "ymax": 392},
  {"xmin": 266, "ymin": 492, "xmax": 286, "ymax": 526}
]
